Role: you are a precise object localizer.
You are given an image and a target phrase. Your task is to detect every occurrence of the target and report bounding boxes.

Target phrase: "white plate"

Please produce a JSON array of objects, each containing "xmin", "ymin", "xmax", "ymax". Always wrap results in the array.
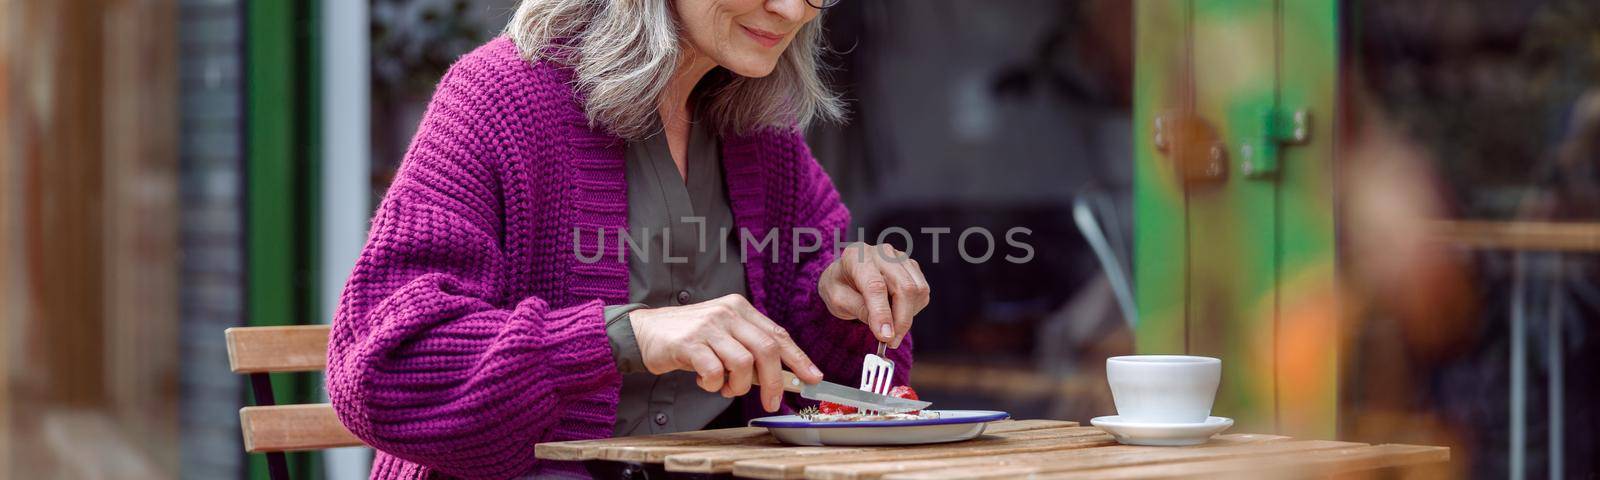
[
  {"xmin": 1090, "ymin": 415, "xmax": 1233, "ymax": 446},
  {"xmin": 749, "ymin": 410, "xmax": 1010, "ymax": 446}
]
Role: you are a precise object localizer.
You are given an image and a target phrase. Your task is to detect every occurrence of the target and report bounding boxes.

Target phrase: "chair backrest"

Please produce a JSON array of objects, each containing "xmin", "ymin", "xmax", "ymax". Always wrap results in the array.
[{"xmin": 225, "ymin": 325, "xmax": 364, "ymax": 454}]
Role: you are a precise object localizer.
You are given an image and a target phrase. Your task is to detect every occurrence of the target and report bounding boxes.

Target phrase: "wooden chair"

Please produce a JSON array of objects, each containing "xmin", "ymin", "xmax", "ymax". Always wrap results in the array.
[{"xmin": 225, "ymin": 325, "xmax": 364, "ymax": 480}]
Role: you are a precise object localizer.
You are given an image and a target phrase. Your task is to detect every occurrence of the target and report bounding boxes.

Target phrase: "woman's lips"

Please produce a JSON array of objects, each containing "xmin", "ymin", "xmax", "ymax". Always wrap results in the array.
[{"xmin": 741, "ymin": 25, "xmax": 785, "ymax": 48}]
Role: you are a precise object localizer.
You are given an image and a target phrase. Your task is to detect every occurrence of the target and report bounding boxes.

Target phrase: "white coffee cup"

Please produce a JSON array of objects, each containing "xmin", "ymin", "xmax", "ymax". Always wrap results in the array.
[{"xmin": 1106, "ymin": 355, "xmax": 1221, "ymax": 424}]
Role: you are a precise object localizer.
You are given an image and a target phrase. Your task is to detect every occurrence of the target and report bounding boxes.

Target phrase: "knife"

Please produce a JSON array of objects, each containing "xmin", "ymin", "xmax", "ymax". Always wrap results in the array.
[{"xmin": 781, "ymin": 371, "xmax": 932, "ymax": 413}]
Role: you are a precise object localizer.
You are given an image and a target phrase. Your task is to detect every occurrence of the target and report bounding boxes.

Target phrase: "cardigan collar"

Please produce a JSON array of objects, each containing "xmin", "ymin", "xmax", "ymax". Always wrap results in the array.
[{"xmin": 558, "ymin": 107, "xmax": 774, "ymax": 317}]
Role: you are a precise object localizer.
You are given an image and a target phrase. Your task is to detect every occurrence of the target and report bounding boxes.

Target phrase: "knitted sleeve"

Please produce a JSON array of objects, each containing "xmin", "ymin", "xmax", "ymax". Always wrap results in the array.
[
  {"xmin": 776, "ymin": 134, "xmax": 914, "ymax": 391},
  {"xmin": 325, "ymin": 61, "xmax": 617, "ymax": 479}
]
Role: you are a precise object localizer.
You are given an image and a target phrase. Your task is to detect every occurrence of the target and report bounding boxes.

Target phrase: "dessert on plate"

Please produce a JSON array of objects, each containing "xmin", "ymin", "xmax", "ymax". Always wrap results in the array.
[{"xmin": 797, "ymin": 386, "xmax": 940, "ymax": 422}]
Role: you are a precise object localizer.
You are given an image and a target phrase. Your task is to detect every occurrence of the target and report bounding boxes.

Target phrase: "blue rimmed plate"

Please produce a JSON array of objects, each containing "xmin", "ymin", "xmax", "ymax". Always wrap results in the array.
[{"xmin": 749, "ymin": 410, "xmax": 1010, "ymax": 446}]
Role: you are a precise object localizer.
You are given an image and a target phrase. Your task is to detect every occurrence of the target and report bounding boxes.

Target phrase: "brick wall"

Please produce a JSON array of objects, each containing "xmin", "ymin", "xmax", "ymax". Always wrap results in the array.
[{"xmin": 177, "ymin": 0, "xmax": 246, "ymax": 478}]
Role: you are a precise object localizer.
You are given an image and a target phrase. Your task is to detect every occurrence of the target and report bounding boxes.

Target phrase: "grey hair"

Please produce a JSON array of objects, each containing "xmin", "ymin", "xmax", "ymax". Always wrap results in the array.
[{"xmin": 505, "ymin": 0, "xmax": 845, "ymax": 140}]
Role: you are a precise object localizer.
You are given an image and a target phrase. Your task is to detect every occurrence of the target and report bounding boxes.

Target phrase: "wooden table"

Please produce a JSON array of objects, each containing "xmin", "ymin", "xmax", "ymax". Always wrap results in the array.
[{"xmin": 534, "ymin": 419, "xmax": 1450, "ymax": 479}]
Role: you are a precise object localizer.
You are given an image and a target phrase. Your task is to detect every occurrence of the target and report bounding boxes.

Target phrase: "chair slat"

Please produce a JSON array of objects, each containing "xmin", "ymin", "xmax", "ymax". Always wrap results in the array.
[
  {"xmin": 239, "ymin": 403, "xmax": 363, "ymax": 453},
  {"xmin": 225, "ymin": 325, "xmax": 330, "ymax": 373}
]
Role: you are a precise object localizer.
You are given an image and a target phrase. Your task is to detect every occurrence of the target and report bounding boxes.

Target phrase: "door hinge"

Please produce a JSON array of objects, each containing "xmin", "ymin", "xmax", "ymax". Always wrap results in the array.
[
  {"xmin": 1154, "ymin": 111, "xmax": 1229, "ymax": 186},
  {"xmin": 1239, "ymin": 108, "xmax": 1310, "ymax": 179}
]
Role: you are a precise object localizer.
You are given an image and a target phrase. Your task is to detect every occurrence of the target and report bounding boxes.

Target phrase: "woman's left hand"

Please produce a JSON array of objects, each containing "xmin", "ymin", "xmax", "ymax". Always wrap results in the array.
[{"xmin": 817, "ymin": 243, "xmax": 930, "ymax": 348}]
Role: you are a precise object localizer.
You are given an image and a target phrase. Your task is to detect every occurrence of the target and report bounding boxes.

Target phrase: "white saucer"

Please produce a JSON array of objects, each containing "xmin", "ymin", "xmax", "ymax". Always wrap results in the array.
[{"xmin": 1089, "ymin": 415, "xmax": 1233, "ymax": 446}]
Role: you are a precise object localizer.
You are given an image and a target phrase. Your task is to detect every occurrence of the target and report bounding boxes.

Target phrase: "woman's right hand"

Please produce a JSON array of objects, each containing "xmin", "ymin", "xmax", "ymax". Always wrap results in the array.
[{"xmin": 629, "ymin": 294, "xmax": 824, "ymax": 412}]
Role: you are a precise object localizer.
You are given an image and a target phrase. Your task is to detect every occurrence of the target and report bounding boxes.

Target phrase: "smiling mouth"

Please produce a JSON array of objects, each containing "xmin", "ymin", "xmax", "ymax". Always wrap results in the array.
[{"xmin": 741, "ymin": 25, "xmax": 785, "ymax": 48}]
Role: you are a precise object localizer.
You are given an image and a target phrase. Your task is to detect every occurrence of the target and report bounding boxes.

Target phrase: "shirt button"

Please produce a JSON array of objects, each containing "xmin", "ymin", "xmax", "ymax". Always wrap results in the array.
[
  {"xmin": 676, "ymin": 290, "xmax": 691, "ymax": 305},
  {"xmin": 653, "ymin": 412, "xmax": 669, "ymax": 426}
]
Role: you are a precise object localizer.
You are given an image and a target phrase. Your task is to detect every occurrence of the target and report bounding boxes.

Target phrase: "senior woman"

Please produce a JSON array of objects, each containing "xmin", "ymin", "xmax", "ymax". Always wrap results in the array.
[{"xmin": 328, "ymin": 0, "xmax": 929, "ymax": 478}]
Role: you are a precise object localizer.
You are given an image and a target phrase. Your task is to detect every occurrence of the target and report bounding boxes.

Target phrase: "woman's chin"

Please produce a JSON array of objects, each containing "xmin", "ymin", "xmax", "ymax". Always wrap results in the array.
[{"xmin": 723, "ymin": 59, "xmax": 780, "ymax": 79}]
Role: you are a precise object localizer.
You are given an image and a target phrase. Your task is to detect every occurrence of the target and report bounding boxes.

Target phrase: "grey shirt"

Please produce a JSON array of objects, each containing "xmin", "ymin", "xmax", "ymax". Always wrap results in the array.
[{"xmin": 605, "ymin": 117, "xmax": 750, "ymax": 436}]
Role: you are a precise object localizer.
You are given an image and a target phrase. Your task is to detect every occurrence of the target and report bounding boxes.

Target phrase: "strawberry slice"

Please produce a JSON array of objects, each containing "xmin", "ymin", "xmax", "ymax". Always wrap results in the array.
[
  {"xmin": 817, "ymin": 401, "xmax": 856, "ymax": 415},
  {"xmin": 888, "ymin": 386, "xmax": 921, "ymax": 414},
  {"xmin": 816, "ymin": 386, "xmax": 920, "ymax": 417},
  {"xmin": 887, "ymin": 385, "xmax": 919, "ymax": 400}
]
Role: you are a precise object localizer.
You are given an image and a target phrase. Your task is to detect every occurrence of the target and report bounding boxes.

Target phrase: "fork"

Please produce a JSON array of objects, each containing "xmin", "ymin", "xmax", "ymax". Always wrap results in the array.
[{"xmin": 859, "ymin": 341, "xmax": 895, "ymax": 414}]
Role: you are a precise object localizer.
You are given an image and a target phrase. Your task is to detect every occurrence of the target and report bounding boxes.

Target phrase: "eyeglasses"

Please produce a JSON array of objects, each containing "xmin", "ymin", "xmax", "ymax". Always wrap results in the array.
[{"xmin": 806, "ymin": 0, "xmax": 841, "ymax": 8}]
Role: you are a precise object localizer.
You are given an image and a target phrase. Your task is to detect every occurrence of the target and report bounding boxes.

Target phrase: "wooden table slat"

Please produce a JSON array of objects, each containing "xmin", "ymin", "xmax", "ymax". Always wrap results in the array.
[
  {"xmin": 599, "ymin": 441, "xmax": 781, "ymax": 463},
  {"xmin": 537, "ymin": 419, "xmax": 1077, "ymax": 462},
  {"xmin": 732, "ymin": 428, "xmax": 1115, "ymax": 479},
  {"xmin": 816, "ymin": 434, "xmax": 1293, "ymax": 480},
  {"xmin": 535, "ymin": 420, "xmax": 1449, "ymax": 479},
  {"xmin": 534, "ymin": 426, "xmax": 771, "ymax": 461},
  {"xmin": 661, "ymin": 419, "xmax": 1077, "ymax": 473},
  {"xmin": 619, "ymin": 422, "xmax": 1088, "ymax": 466},
  {"xmin": 1028, "ymin": 443, "xmax": 1451, "ymax": 480},
  {"xmin": 869, "ymin": 437, "xmax": 1356, "ymax": 480}
]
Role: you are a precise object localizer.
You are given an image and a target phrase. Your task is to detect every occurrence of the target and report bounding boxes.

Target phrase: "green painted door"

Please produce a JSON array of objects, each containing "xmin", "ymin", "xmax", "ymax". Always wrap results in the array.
[
  {"xmin": 245, "ymin": 0, "xmax": 324, "ymax": 478},
  {"xmin": 1133, "ymin": 0, "xmax": 1338, "ymax": 439}
]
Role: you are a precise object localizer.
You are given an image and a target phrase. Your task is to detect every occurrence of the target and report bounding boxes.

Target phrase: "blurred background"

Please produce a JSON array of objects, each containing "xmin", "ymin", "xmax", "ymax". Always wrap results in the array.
[{"xmin": 1, "ymin": 0, "xmax": 1596, "ymax": 478}]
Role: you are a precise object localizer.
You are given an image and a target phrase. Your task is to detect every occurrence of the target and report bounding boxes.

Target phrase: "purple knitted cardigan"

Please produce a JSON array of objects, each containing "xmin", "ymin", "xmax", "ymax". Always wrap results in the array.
[{"xmin": 327, "ymin": 37, "xmax": 913, "ymax": 479}]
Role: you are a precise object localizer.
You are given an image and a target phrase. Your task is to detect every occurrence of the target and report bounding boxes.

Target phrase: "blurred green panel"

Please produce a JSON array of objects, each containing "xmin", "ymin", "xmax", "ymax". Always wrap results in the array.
[
  {"xmin": 1273, "ymin": 0, "xmax": 1338, "ymax": 440},
  {"xmin": 1134, "ymin": 0, "xmax": 1338, "ymax": 439},
  {"xmin": 1133, "ymin": 0, "xmax": 1193, "ymax": 358},
  {"xmin": 1187, "ymin": 0, "xmax": 1280, "ymax": 435}
]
